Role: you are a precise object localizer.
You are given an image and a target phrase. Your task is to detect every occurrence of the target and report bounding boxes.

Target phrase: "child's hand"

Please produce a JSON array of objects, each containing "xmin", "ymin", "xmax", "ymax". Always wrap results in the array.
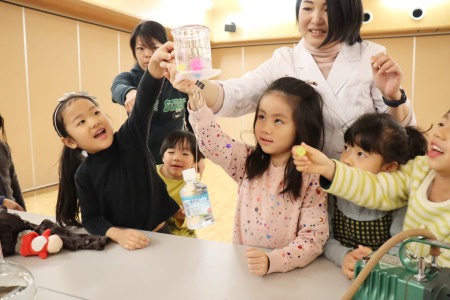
[
  {"xmin": 165, "ymin": 63, "xmax": 196, "ymax": 95},
  {"xmin": 292, "ymin": 143, "xmax": 336, "ymax": 181},
  {"xmin": 149, "ymin": 41, "xmax": 175, "ymax": 79},
  {"xmin": 174, "ymin": 208, "xmax": 185, "ymax": 221},
  {"xmin": 173, "ymin": 78, "xmax": 197, "ymax": 96},
  {"xmin": 165, "ymin": 62, "xmax": 178, "ymax": 82},
  {"xmin": 124, "ymin": 89, "xmax": 137, "ymax": 113},
  {"xmin": 245, "ymin": 247, "xmax": 269, "ymax": 276},
  {"xmin": 174, "ymin": 208, "xmax": 186, "ymax": 227},
  {"xmin": 3, "ymin": 198, "xmax": 25, "ymax": 211},
  {"xmin": 106, "ymin": 227, "xmax": 150, "ymax": 250},
  {"xmin": 196, "ymin": 158, "xmax": 206, "ymax": 180},
  {"xmin": 342, "ymin": 245, "xmax": 372, "ymax": 279}
]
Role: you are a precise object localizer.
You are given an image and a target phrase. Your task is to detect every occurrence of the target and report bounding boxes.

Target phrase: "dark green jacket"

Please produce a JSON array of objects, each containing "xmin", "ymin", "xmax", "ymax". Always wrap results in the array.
[{"xmin": 111, "ymin": 63, "xmax": 190, "ymax": 164}]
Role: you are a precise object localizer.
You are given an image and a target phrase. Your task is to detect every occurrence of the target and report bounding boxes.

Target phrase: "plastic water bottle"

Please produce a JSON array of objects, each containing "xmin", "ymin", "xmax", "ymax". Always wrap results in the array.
[{"xmin": 180, "ymin": 168, "xmax": 215, "ymax": 229}]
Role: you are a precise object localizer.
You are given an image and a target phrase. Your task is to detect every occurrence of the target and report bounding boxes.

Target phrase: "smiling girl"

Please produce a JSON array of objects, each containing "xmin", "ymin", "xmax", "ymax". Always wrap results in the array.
[
  {"xmin": 182, "ymin": 76, "xmax": 328, "ymax": 276},
  {"xmin": 53, "ymin": 42, "xmax": 180, "ymax": 250},
  {"xmin": 294, "ymin": 109, "xmax": 450, "ymax": 268}
]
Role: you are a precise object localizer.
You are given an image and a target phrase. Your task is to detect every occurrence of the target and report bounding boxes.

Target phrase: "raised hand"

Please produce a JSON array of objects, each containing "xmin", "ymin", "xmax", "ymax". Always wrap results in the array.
[
  {"xmin": 371, "ymin": 52, "xmax": 403, "ymax": 101},
  {"xmin": 173, "ymin": 208, "xmax": 186, "ymax": 227},
  {"xmin": 172, "ymin": 78, "xmax": 197, "ymax": 96},
  {"xmin": 124, "ymin": 90, "xmax": 137, "ymax": 113},
  {"xmin": 292, "ymin": 143, "xmax": 336, "ymax": 181},
  {"xmin": 149, "ymin": 41, "xmax": 175, "ymax": 79}
]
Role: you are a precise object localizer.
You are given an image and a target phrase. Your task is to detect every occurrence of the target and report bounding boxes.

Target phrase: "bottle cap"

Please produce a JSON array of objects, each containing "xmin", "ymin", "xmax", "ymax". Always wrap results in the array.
[{"xmin": 182, "ymin": 168, "xmax": 197, "ymax": 181}]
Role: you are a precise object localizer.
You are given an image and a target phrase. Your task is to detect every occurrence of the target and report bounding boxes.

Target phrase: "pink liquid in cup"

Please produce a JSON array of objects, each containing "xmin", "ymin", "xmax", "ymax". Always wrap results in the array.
[{"xmin": 190, "ymin": 57, "xmax": 203, "ymax": 71}]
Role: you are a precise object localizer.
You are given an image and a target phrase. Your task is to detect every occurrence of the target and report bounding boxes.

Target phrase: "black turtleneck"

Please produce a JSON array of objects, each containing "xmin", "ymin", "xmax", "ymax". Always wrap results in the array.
[{"xmin": 75, "ymin": 70, "xmax": 179, "ymax": 235}]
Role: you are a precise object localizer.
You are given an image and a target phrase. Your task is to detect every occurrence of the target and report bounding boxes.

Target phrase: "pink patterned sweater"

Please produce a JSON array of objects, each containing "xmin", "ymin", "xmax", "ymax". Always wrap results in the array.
[{"xmin": 189, "ymin": 106, "xmax": 329, "ymax": 274}]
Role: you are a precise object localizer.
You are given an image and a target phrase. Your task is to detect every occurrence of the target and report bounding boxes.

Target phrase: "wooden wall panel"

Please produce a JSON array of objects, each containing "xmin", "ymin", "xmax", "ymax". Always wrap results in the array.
[
  {"xmin": 118, "ymin": 31, "xmax": 134, "ymax": 72},
  {"xmin": 414, "ymin": 35, "xmax": 450, "ymax": 129},
  {"xmin": 242, "ymin": 43, "xmax": 294, "ymax": 73},
  {"xmin": 79, "ymin": 22, "xmax": 123, "ymax": 131},
  {"xmin": 0, "ymin": 3, "xmax": 33, "ymax": 189},
  {"xmin": 25, "ymin": 9, "xmax": 79, "ymax": 187},
  {"xmin": 211, "ymin": 47, "xmax": 245, "ymax": 141},
  {"xmin": 116, "ymin": 31, "xmax": 134, "ymax": 124},
  {"xmin": 212, "ymin": 47, "xmax": 242, "ymax": 80}
]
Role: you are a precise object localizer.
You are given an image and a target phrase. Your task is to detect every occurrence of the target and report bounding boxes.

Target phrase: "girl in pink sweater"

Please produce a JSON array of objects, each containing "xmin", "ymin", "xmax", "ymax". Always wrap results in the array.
[{"xmin": 187, "ymin": 77, "xmax": 328, "ymax": 276}]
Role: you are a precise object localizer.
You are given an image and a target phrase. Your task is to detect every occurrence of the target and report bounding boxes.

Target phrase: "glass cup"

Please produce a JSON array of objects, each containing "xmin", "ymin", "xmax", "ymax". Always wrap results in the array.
[
  {"xmin": 171, "ymin": 24, "xmax": 221, "ymax": 81},
  {"xmin": 0, "ymin": 242, "xmax": 37, "ymax": 300}
]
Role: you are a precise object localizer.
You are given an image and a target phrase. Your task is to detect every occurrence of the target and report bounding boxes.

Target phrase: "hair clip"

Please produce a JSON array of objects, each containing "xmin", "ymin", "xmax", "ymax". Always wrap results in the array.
[
  {"xmin": 195, "ymin": 80, "xmax": 205, "ymax": 90},
  {"xmin": 305, "ymin": 80, "xmax": 318, "ymax": 86}
]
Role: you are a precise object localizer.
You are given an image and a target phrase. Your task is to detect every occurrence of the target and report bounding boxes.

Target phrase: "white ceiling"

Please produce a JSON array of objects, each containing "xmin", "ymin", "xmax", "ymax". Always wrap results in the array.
[{"xmin": 83, "ymin": 0, "xmax": 216, "ymax": 28}]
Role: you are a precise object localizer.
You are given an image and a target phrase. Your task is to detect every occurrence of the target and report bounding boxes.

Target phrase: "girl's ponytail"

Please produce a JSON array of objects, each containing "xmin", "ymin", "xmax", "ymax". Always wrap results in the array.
[
  {"xmin": 56, "ymin": 146, "xmax": 85, "ymax": 227},
  {"xmin": 0, "ymin": 114, "xmax": 7, "ymax": 143},
  {"xmin": 405, "ymin": 126, "xmax": 428, "ymax": 160}
]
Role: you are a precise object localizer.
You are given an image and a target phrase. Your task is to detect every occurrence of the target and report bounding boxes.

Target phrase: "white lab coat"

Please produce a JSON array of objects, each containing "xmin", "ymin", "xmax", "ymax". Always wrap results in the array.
[{"xmin": 217, "ymin": 39, "xmax": 415, "ymax": 159}]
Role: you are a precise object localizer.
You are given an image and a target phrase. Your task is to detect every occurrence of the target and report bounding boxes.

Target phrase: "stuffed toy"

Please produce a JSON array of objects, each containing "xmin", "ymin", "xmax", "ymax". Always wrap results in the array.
[
  {"xmin": 1, "ymin": 206, "xmax": 110, "ymax": 258},
  {"xmin": 19, "ymin": 229, "xmax": 63, "ymax": 259}
]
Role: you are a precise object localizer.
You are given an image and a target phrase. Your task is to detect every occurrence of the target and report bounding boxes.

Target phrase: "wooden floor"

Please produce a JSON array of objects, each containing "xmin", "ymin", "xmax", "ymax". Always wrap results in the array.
[{"xmin": 23, "ymin": 159, "xmax": 237, "ymax": 243}]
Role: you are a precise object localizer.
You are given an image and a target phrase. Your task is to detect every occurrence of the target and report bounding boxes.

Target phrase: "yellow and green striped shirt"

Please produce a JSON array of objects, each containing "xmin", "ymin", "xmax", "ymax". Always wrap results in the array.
[{"xmin": 324, "ymin": 156, "xmax": 450, "ymax": 267}]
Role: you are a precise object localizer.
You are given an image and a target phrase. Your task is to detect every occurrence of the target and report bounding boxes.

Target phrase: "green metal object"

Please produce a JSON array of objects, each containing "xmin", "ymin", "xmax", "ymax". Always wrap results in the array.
[{"xmin": 353, "ymin": 237, "xmax": 450, "ymax": 300}]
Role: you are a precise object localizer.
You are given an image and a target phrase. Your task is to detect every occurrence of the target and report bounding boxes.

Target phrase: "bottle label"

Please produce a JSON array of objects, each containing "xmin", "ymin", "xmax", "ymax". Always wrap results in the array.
[{"xmin": 181, "ymin": 192, "xmax": 212, "ymax": 217}]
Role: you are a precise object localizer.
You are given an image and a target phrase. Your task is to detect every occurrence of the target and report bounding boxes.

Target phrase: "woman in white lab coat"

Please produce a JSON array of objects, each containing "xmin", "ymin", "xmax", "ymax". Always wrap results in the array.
[
  {"xmin": 170, "ymin": 0, "xmax": 415, "ymax": 159},
  {"xmin": 166, "ymin": 0, "xmax": 417, "ymax": 280}
]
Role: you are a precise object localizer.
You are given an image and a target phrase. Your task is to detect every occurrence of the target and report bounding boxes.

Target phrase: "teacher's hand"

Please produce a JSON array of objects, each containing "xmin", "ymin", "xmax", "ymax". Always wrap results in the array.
[{"xmin": 371, "ymin": 52, "xmax": 403, "ymax": 101}]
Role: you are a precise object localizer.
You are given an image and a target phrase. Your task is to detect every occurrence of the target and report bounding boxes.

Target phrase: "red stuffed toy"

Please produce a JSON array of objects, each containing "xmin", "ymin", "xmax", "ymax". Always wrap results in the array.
[{"xmin": 19, "ymin": 229, "xmax": 63, "ymax": 259}]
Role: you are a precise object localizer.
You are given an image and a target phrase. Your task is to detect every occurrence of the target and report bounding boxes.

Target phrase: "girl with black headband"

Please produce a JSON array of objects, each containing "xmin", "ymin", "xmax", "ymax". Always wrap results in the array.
[{"xmin": 52, "ymin": 42, "xmax": 179, "ymax": 250}]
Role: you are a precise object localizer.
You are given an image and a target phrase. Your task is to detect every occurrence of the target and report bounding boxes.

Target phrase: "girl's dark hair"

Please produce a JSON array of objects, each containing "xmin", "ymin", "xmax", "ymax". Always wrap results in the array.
[
  {"xmin": 0, "ymin": 114, "xmax": 7, "ymax": 143},
  {"xmin": 53, "ymin": 94, "xmax": 99, "ymax": 227},
  {"xmin": 160, "ymin": 130, "xmax": 204, "ymax": 163},
  {"xmin": 344, "ymin": 113, "xmax": 427, "ymax": 164},
  {"xmin": 246, "ymin": 77, "xmax": 325, "ymax": 199},
  {"xmin": 130, "ymin": 21, "xmax": 168, "ymax": 60},
  {"xmin": 295, "ymin": 0, "xmax": 363, "ymax": 47},
  {"xmin": 56, "ymin": 147, "xmax": 85, "ymax": 227}
]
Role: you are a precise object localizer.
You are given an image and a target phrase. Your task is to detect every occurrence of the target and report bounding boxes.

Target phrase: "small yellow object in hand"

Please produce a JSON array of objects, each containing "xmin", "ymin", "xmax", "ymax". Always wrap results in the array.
[
  {"xmin": 296, "ymin": 146, "xmax": 306, "ymax": 156},
  {"xmin": 177, "ymin": 63, "xmax": 187, "ymax": 72}
]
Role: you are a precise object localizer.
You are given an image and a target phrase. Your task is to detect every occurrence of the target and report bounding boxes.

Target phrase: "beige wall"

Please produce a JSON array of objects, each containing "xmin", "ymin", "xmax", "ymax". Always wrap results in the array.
[
  {"xmin": 0, "ymin": 2, "xmax": 133, "ymax": 191},
  {"xmin": 0, "ymin": 3, "xmax": 32, "ymax": 189},
  {"xmin": 413, "ymin": 35, "xmax": 450, "ymax": 127}
]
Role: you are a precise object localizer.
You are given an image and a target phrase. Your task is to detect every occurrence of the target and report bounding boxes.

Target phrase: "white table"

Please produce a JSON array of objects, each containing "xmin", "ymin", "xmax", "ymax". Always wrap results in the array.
[{"xmin": 7, "ymin": 211, "xmax": 351, "ymax": 300}]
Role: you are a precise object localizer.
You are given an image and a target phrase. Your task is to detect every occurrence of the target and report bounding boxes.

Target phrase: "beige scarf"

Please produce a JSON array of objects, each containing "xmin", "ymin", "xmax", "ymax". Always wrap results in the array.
[{"xmin": 303, "ymin": 39, "xmax": 343, "ymax": 79}]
